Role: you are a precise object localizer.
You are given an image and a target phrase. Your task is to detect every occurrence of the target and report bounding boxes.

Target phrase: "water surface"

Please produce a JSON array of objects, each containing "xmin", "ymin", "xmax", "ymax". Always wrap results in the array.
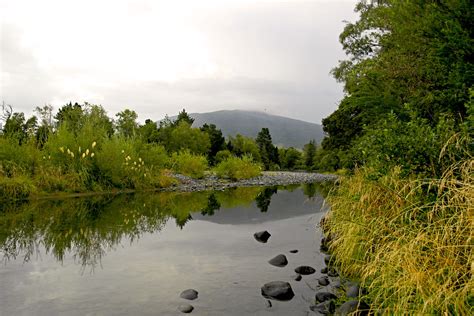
[{"xmin": 1, "ymin": 184, "xmax": 328, "ymax": 315}]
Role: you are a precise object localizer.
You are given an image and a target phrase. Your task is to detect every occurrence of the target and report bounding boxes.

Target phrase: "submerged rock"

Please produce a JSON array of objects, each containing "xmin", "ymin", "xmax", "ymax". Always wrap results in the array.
[
  {"xmin": 254, "ymin": 231, "xmax": 271, "ymax": 243},
  {"xmin": 180, "ymin": 289, "xmax": 198, "ymax": 300},
  {"xmin": 289, "ymin": 249, "xmax": 298, "ymax": 253},
  {"xmin": 310, "ymin": 300, "xmax": 336, "ymax": 315},
  {"xmin": 265, "ymin": 300, "xmax": 272, "ymax": 308},
  {"xmin": 335, "ymin": 300, "xmax": 370, "ymax": 315},
  {"xmin": 317, "ymin": 276, "xmax": 330, "ymax": 286},
  {"xmin": 178, "ymin": 304, "xmax": 194, "ymax": 313},
  {"xmin": 268, "ymin": 254, "xmax": 288, "ymax": 267},
  {"xmin": 320, "ymin": 267, "xmax": 328, "ymax": 274},
  {"xmin": 293, "ymin": 274, "xmax": 302, "ymax": 281},
  {"xmin": 261, "ymin": 281, "xmax": 295, "ymax": 301},
  {"xmin": 294, "ymin": 266, "xmax": 316, "ymax": 275},
  {"xmin": 315, "ymin": 291, "xmax": 337, "ymax": 303}
]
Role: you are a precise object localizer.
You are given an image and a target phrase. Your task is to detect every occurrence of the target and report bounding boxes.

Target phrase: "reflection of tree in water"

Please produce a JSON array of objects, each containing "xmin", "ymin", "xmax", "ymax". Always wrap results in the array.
[
  {"xmin": 255, "ymin": 187, "xmax": 278, "ymax": 212},
  {"xmin": 201, "ymin": 194, "xmax": 221, "ymax": 216},
  {"xmin": 303, "ymin": 183, "xmax": 317, "ymax": 199},
  {"xmin": 175, "ymin": 214, "xmax": 193, "ymax": 229}
]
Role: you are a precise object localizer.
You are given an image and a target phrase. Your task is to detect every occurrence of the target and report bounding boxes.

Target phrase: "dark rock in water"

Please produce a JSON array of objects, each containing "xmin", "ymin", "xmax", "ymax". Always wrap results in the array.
[
  {"xmin": 254, "ymin": 231, "xmax": 271, "ymax": 243},
  {"xmin": 320, "ymin": 237, "xmax": 329, "ymax": 252},
  {"xmin": 293, "ymin": 274, "xmax": 302, "ymax": 281},
  {"xmin": 318, "ymin": 276, "xmax": 330, "ymax": 286},
  {"xmin": 180, "ymin": 289, "xmax": 198, "ymax": 300},
  {"xmin": 310, "ymin": 300, "xmax": 336, "ymax": 315},
  {"xmin": 346, "ymin": 285, "xmax": 361, "ymax": 298},
  {"xmin": 178, "ymin": 304, "xmax": 194, "ymax": 313},
  {"xmin": 261, "ymin": 281, "xmax": 295, "ymax": 301},
  {"xmin": 268, "ymin": 254, "xmax": 288, "ymax": 267},
  {"xmin": 315, "ymin": 291, "xmax": 338, "ymax": 303},
  {"xmin": 320, "ymin": 267, "xmax": 328, "ymax": 274},
  {"xmin": 324, "ymin": 255, "xmax": 333, "ymax": 266},
  {"xmin": 294, "ymin": 266, "xmax": 316, "ymax": 275},
  {"xmin": 328, "ymin": 268, "xmax": 339, "ymax": 277},
  {"xmin": 289, "ymin": 249, "xmax": 298, "ymax": 253},
  {"xmin": 265, "ymin": 300, "xmax": 272, "ymax": 308},
  {"xmin": 335, "ymin": 300, "xmax": 370, "ymax": 315}
]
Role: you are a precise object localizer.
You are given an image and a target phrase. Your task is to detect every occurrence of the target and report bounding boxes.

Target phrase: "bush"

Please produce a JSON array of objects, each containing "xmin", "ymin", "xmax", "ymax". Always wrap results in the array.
[
  {"xmin": 170, "ymin": 150, "xmax": 208, "ymax": 179},
  {"xmin": 0, "ymin": 176, "xmax": 36, "ymax": 200},
  {"xmin": 214, "ymin": 155, "xmax": 261, "ymax": 180}
]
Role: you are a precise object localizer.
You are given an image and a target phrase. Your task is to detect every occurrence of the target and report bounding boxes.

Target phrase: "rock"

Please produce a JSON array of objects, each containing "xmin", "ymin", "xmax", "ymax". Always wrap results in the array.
[
  {"xmin": 315, "ymin": 291, "xmax": 337, "ymax": 303},
  {"xmin": 293, "ymin": 274, "xmax": 302, "ymax": 281},
  {"xmin": 328, "ymin": 268, "xmax": 339, "ymax": 277},
  {"xmin": 335, "ymin": 300, "xmax": 370, "ymax": 315},
  {"xmin": 294, "ymin": 266, "xmax": 316, "ymax": 275},
  {"xmin": 289, "ymin": 249, "xmax": 298, "ymax": 253},
  {"xmin": 261, "ymin": 281, "xmax": 295, "ymax": 301},
  {"xmin": 178, "ymin": 304, "xmax": 194, "ymax": 313},
  {"xmin": 317, "ymin": 276, "xmax": 330, "ymax": 286},
  {"xmin": 180, "ymin": 289, "xmax": 198, "ymax": 300},
  {"xmin": 331, "ymin": 280, "xmax": 342, "ymax": 289},
  {"xmin": 254, "ymin": 231, "xmax": 271, "ymax": 243},
  {"xmin": 320, "ymin": 267, "xmax": 328, "ymax": 274},
  {"xmin": 320, "ymin": 237, "xmax": 329, "ymax": 253},
  {"xmin": 310, "ymin": 300, "xmax": 336, "ymax": 315},
  {"xmin": 268, "ymin": 254, "xmax": 288, "ymax": 267},
  {"xmin": 346, "ymin": 285, "xmax": 362, "ymax": 298},
  {"xmin": 265, "ymin": 300, "xmax": 272, "ymax": 308},
  {"xmin": 324, "ymin": 255, "xmax": 333, "ymax": 266}
]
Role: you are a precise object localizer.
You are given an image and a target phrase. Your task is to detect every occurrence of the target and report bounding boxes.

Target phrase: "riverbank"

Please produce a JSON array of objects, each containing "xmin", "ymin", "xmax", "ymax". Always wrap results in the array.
[{"xmin": 167, "ymin": 171, "xmax": 337, "ymax": 192}]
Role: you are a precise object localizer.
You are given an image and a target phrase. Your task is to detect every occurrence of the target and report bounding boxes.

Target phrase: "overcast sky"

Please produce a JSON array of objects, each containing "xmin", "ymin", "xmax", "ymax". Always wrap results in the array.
[{"xmin": 1, "ymin": 0, "xmax": 357, "ymax": 124}]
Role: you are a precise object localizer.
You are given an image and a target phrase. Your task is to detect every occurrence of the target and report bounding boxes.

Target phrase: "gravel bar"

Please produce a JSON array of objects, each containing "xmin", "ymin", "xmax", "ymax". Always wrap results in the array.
[{"xmin": 163, "ymin": 171, "xmax": 337, "ymax": 192}]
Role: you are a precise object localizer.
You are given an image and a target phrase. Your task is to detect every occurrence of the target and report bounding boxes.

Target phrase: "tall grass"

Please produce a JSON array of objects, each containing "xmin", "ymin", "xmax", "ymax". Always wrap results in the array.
[{"xmin": 324, "ymin": 157, "xmax": 473, "ymax": 314}]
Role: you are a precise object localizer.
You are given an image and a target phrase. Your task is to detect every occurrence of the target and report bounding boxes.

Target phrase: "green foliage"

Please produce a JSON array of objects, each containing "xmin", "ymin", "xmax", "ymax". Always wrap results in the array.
[
  {"xmin": 200, "ymin": 123, "xmax": 226, "ymax": 165},
  {"xmin": 278, "ymin": 147, "xmax": 303, "ymax": 170},
  {"xmin": 215, "ymin": 149, "xmax": 232, "ymax": 164},
  {"xmin": 303, "ymin": 140, "xmax": 317, "ymax": 170},
  {"xmin": 170, "ymin": 150, "xmax": 208, "ymax": 179},
  {"xmin": 214, "ymin": 155, "xmax": 261, "ymax": 180},
  {"xmin": 0, "ymin": 176, "xmax": 36, "ymax": 200},
  {"xmin": 168, "ymin": 121, "xmax": 210, "ymax": 155},
  {"xmin": 256, "ymin": 128, "xmax": 279, "ymax": 170},
  {"xmin": 228, "ymin": 134, "xmax": 261, "ymax": 162},
  {"xmin": 115, "ymin": 109, "xmax": 138, "ymax": 138}
]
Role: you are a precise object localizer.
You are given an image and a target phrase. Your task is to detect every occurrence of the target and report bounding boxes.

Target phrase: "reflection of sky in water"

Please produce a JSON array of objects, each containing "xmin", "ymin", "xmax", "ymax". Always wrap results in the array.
[{"xmin": 0, "ymin": 187, "xmax": 330, "ymax": 315}]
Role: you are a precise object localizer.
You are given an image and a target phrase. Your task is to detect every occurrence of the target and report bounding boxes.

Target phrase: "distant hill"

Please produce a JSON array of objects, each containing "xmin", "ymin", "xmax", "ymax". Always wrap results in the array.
[{"xmin": 171, "ymin": 110, "xmax": 324, "ymax": 148}]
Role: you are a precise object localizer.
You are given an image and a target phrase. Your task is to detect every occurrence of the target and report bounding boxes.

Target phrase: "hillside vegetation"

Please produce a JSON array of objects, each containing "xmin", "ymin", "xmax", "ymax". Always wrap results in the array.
[{"xmin": 319, "ymin": 0, "xmax": 473, "ymax": 314}]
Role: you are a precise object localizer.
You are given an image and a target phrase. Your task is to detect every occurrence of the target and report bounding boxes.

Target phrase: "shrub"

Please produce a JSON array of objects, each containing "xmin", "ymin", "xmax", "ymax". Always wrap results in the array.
[
  {"xmin": 0, "ymin": 176, "xmax": 36, "ymax": 200},
  {"xmin": 214, "ymin": 155, "xmax": 261, "ymax": 180},
  {"xmin": 170, "ymin": 150, "xmax": 208, "ymax": 179}
]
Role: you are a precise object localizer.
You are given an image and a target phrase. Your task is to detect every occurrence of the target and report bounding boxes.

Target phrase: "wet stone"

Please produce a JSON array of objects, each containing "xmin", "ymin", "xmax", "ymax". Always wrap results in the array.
[
  {"xmin": 346, "ymin": 285, "xmax": 361, "ymax": 298},
  {"xmin": 315, "ymin": 291, "xmax": 337, "ymax": 303},
  {"xmin": 178, "ymin": 304, "xmax": 194, "ymax": 313},
  {"xmin": 335, "ymin": 300, "xmax": 370, "ymax": 315},
  {"xmin": 265, "ymin": 300, "xmax": 272, "ymax": 308},
  {"xmin": 320, "ymin": 267, "xmax": 328, "ymax": 274},
  {"xmin": 324, "ymin": 255, "xmax": 333, "ymax": 266},
  {"xmin": 328, "ymin": 268, "xmax": 339, "ymax": 277},
  {"xmin": 268, "ymin": 254, "xmax": 288, "ymax": 267},
  {"xmin": 310, "ymin": 300, "xmax": 336, "ymax": 315},
  {"xmin": 180, "ymin": 289, "xmax": 198, "ymax": 300},
  {"xmin": 293, "ymin": 274, "xmax": 302, "ymax": 281},
  {"xmin": 317, "ymin": 276, "xmax": 330, "ymax": 286},
  {"xmin": 294, "ymin": 266, "xmax": 316, "ymax": 275},
  {"xmin": 254, "ymin": 231, "xmax": 271, "ymax": 243},
  {"xmin": 289, "ymin": 249, "xmax": 298, "ymax": 253},
  {"xmin": 261, "ymin": 281, "xmax": 295, "ymax": 301}
]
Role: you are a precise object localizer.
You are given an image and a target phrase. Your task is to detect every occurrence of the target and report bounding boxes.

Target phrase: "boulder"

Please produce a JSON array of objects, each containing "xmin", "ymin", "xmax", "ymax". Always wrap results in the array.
[
  {"xmin": 289, "ymin": 249, "xmax": 298, "ymax": 253},
  {"xmin": 180, "ymin": 289, "xmax": 198, "ymax": 300},
  {"xmin": 315, "ymin": 291, "xmax": 337, "ymax": 303},
  {"xmin": 254, "ymin": 231, "xmax": 271, "ymax": 243},
  {"xmin": 317, "ymin": 276, "xmax": 330, "ymax": 286},
  {"xmin": 293, "ymin": 274, "xmax": 302, "ymax": 281},
  {"xmin": 294, "ymin": 266, "xmax": 316, "ymax": 275},
  {"xmin": 346, "ymin": 285, "xmax": 361, "ymax": 298},
  {"xmin": 178, "ymin": 304, "xmax": 194, "ymax": 313},
  {"xmin": 335, "ymin": 300, "xmax": 370, "ymax": 315},
  {"xmin": 261, "ymin": 281, "xmax": 295, "ymax": 301},
  {"xmin": 328, "ymin": 268, "xmax": 339, "ymax": 277},
  {"xmin": 268, "ymin": 254, "xmax": 288, "ymax": 267},
  {"xmin": 310, "ymin": 300, "xmax": 336, "ymax": 315}
]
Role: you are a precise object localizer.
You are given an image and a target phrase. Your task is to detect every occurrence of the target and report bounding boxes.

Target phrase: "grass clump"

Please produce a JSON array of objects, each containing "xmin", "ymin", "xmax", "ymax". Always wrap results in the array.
[
  {"xmin": 214, "ymin": 155, "xmax": 262, "ymax": 180},
  {"xmin": 324, "ymin": 157, "xmax": 473, "ymax": 314},
  {"xmin": 170, "ymin": 150, "xmax": 208, "ymax": 179},
  {"xmin": 0, "ymin": 176, "xmax": 36, "ymax": 200}
]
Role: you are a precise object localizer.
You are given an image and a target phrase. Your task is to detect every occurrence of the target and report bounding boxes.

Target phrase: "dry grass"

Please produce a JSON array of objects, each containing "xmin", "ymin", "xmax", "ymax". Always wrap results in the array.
[{"xmin": 325, "ymin": 158, "xmax": 473, "ymax": 314}]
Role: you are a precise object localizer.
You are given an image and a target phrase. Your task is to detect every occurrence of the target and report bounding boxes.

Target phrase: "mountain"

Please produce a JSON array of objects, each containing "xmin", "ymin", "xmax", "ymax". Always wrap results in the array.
[{"xmin": 173, "ymin": 110, "xmax": 324, "ymax": 148}]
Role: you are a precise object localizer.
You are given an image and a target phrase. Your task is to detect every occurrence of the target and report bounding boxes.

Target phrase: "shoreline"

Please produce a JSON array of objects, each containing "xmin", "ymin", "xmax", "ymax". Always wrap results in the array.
[{"xmin": 11, "ymin": 171, "xmax": 337, "ymax": 201}]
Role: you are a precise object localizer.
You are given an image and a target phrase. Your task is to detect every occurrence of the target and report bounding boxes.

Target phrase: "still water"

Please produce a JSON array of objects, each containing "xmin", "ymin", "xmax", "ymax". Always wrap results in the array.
[{"xmin": 1, "ymin": 184, "xmax": 329, "ymax": 315}]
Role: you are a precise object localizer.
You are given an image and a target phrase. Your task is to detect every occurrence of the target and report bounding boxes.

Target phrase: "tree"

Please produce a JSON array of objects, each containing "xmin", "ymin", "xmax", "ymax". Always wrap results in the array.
[
  {"xmin": 174, "ymin": 109, "xmax": 194, "ymax": 126},
  {"xmin": 168, "ymin": 121, "xmax": 210, "ymax": 155},
  {"xmin": 256, "ymin": 128, "xmax": 279, "ymax": 170},
  {"xmin": 115, "ymin": 109, "xmax": 138, "ymax": 138},
  {"xmin": 139, "ymin": 119, "xmax": 160, "ymax": 143},
  {"xmin": 229, "ymin": 134, "xmax": 261, "ymax": 162},
  {"xmin": 303, "ymin": 140, "xmax": 317, "ymax": 170},
  {"xmin": 200, "ymin": 123, "xmax": 226, "ymax": 165},
  {"xmin": 55, "ymin": 102, "xmax": 84, "ymax": 132},
  {"xmin": 279, "ymin": 147, "xmax": 302, "ymax": 170}
]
